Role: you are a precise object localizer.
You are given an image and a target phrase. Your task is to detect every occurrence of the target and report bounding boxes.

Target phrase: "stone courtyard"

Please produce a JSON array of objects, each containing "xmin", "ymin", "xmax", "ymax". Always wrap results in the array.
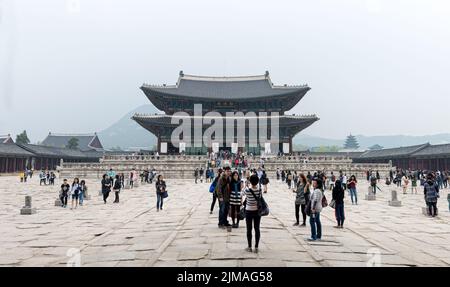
[{"xmin": 0, "ymin": 175, "xmax": 449, "ymax": 267}]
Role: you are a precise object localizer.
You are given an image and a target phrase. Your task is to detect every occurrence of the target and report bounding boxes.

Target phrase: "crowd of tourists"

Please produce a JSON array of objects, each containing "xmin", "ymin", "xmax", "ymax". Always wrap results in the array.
[
  {"xmin": 207, "ymin": 151, "xmax": 250, "ymax": 169},
  {"xmin": 59, "ymin": 177, "xmax": 88, "ymax": 209},
  {"xmin": 39, "ymin": 170, "xmax": 56, "ymax": 186}
]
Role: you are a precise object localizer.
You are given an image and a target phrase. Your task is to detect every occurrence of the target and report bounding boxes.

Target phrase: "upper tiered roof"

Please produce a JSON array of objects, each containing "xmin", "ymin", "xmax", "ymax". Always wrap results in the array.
[{"xmin": 141, "ymin": 71, "xmax": 311, "ymax": 113}]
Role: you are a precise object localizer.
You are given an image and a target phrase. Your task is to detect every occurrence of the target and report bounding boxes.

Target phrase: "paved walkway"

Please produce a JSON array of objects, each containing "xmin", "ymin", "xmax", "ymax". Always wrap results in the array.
[{"xmin": 0, "ymin": 175, "xmax": 449, "ymax": 267}]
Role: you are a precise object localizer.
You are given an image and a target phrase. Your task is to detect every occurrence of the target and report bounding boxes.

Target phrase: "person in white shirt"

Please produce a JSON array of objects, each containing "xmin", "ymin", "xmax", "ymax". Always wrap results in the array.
[
  {"xmin": 402, "ymin": 175, "xmax": 409, "ymax": 194},
  {"xmin": 342, "ymin": 174, "xmax": 348, "ymax": 195},
  {"xmin": 70, "ymin": 178, "xmax": 81, "ymax": 210}
]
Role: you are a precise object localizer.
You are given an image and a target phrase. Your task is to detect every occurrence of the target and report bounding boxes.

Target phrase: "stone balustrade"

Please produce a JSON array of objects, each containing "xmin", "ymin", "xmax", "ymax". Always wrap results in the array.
[
  {"xmin": 101, "ymin": 155, "xmax": 208, "ymax": 162},
  {"xmin": 60, "ymin": 155, "xmax": 392, "ymax": 180}
]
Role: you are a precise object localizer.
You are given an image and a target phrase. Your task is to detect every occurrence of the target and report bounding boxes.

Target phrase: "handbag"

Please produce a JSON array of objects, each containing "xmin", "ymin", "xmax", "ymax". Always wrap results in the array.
[
  {"xmin": 162, "ymin": 191, "xmax": 168, "ymax": 198},
  {"xmin": 249, "ymin": 189, "xmax": 269, "ymax": 216},
  {"xmin": 305, "ymin": 200, "xmax": 312, "ymax": 217},
  {"xmin": 321, "ymin": 193, "xmax": 328, "ymax": 208},
  {"xmin": 329, "ymin": 199, "xmax": 336, "ymax": 209},
  {"xmin": 238, "ymin": 206, "xmax": 246, "ymax": 220}
]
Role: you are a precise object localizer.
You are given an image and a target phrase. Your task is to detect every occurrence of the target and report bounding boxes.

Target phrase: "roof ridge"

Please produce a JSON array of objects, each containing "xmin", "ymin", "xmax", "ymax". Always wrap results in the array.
[
  {"xmin": 181, "ymin": 74, "xmax": 267, "ymax": 81},
  {"xmin": 371, "ymin": 143, "xmax": 429, "ymax": 151},
  {"xmin": 47, "ymin": 133, "xmax": 96, "ymax": 137}
]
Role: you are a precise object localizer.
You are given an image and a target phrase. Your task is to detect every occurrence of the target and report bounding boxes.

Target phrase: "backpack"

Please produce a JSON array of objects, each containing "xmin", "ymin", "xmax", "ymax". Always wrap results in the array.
[{"xmin": 209, "ymin": 180, "xmax": 217, "ymax": 193}]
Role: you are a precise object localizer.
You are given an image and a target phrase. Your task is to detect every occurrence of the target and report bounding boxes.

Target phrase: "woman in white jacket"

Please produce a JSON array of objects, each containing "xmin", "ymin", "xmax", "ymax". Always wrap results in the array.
[{"xmin": 307, "ymin": 178, "xmax": 323, "ymax": 241}]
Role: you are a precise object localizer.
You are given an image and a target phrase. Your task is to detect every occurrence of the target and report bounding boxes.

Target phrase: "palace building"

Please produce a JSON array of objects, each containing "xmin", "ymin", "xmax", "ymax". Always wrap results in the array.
[{"xmin": 133, "ymin": 71, "xmax": 319, "ymax": 155}]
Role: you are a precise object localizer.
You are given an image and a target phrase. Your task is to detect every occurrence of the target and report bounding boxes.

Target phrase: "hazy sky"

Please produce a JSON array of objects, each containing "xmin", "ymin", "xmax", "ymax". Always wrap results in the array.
[{"xmin": 1, "ymin": 0, "xmax": 450, "ymax": 143}]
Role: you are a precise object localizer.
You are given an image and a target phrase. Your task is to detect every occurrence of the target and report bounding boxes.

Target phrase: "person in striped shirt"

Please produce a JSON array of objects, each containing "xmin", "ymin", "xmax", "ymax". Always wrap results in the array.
[{"xmin": 243, "ymin": 174, "xmax": 262, "ymax": 253}]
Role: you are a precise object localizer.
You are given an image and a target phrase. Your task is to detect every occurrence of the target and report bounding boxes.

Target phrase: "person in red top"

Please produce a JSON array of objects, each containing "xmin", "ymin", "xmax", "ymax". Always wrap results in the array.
[{"xmin": 347, "ymin": 175, "xmax": 358, "ymax": 205}]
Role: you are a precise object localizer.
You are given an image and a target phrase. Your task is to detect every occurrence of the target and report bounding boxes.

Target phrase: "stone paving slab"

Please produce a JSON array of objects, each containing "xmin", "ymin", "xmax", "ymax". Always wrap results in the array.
[{"xmin": 0, "ymin": 175, "xmax": 449, "ymax": 266}]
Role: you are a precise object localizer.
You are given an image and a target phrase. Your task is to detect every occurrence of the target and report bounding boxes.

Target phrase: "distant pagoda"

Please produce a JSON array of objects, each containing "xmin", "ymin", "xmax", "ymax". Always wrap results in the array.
[
  {"xmin": 133, "ymin": 71, "xmax": 319, "ymax": 155},
  {"xmin": 343, "ymin": 134, "xmax": 360, "ymax": 150}
]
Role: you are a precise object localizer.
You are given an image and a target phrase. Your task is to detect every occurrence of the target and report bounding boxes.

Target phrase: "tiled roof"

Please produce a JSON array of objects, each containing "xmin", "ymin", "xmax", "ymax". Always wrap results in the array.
[
  {"xmin": 18, "ymin": 144, "xmax": 103, "ymax": 159},
  {"xmin": 0, "ymin": 135, "xmax": 14, "ymax": 144},
  {"xmin": 132, "ymin": 114, "xmax": 319, "ymax": 136},
  {"xmin": 0, "ymin": 143, "xmax": 34, "ymax": 157},
  {"xmin": 142, "ymin": 73, "xmax": 309, "ymax": 100},
  {"xmin": 41, "ymin": 133, "xmax": 103, "ymax": 151},
  {"xmin": 358, "ymin": 144, "xmax": 430, "ymax": 159},
  {"xmin": 412, "ymin": 144, "xmax": 450, "ymax": 157}
]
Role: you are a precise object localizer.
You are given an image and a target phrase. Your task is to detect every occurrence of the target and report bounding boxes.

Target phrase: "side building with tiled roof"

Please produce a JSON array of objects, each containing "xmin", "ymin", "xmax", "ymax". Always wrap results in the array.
[
  {"xmin": 0, "ymin": 142, "xmax": 103, "ymax": 173},
  {"xmin": 18, "ymin": 144, "xmax": 103, "ymax": 171},
  {"xmin": 41, "ymin": 132, "xmax": 104, "ymax": 151},
  {"xmin": 354, "ymin": 143, "xmax": 450, "ymax": 170},
  {"xmin": 0, "ymin": 143, "xmax": 34, "ymax": 173}
]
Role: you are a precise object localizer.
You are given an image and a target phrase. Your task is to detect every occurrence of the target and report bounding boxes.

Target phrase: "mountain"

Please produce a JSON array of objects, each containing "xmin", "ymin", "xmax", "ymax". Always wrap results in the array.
[
  {"xmin": 293, "ymin": 134, "xmax": 344, "ymax": 147},
  {"xmin": 98, "ymin": 105, "xmax": 450, "ymax": 150},
  {"xmin": 97, "ymin": 105, "xmax": 159, "ymax": 150}
]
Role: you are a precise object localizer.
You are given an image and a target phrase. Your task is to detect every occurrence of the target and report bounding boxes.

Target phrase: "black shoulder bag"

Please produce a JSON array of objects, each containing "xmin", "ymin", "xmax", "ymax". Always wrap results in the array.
[{"xmin": 249, "ymin": 188, "xmax": 269, "ymax": 217}]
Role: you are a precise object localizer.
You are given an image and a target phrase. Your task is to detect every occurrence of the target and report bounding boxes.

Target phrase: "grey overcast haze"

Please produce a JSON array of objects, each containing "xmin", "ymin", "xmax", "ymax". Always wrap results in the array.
[{"xmin": 1, "ymin": 0, "xmax": 450, "ymax": 143}]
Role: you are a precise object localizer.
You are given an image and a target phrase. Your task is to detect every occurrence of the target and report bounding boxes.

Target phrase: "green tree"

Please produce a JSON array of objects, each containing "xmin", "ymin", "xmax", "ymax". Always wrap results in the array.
[
  {"xmin": 15, "ymin": 130, "xmax": 30, "ymax": 145},
  {"xmin": 66, "ymin": 137, "xmax": 79, "ymax": 149},
  {"xmin": 343, "ymin": 134, "xmax": 360, "ymax": 150}
]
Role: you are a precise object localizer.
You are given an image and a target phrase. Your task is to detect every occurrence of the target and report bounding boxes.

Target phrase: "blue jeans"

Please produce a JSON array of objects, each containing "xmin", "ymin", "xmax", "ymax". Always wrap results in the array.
[
  {"xmin": 156, "ymin": 192, "xmax": 164, "ymax": 209},
  {"xmin": 79, "ymin": 192, "xmax": 84, "ymax": 205},
  {"xmin": 219, "ymin": 201, "xmax": 230, "ymax": 226},
  {"xmin": 335, "ymin": 203, "xmax": 345, "ymax": 226},
  {"xmin": 310, "ymin": 212, "xmax": 322, "ymax": 240},
  {"xmin": 349, "ymin": 188, "xmax": 357, "ymax": 204}
]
